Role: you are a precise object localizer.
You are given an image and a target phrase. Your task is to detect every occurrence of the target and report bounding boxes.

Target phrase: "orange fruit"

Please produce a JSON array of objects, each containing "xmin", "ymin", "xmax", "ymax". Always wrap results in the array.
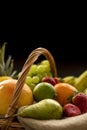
[{"xmin": 54, "ymin": 82, "xmax": 78, "ymax": 106}]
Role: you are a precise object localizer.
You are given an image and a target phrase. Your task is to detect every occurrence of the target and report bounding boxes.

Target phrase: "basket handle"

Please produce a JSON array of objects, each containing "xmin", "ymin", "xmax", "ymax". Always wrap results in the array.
[{"xmin": 1, "ymin": 47, "xmax": 58, "ymax": 130}]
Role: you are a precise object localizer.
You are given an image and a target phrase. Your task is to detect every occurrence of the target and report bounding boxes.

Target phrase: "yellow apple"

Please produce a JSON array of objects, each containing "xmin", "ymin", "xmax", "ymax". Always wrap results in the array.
[{"xmin": 0, "ymin": 79, "xmax": 34, "ymax": 115}]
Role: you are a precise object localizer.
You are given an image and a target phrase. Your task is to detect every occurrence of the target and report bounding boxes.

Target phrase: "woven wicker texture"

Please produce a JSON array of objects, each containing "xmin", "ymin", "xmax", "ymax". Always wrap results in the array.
[
  {"xmin": 1, "ymin": 47, "xmax": 87, "ymax": 130},
  {"xmin": 0, "ymin": 47, "xmax": 57, "ymax": 130}
]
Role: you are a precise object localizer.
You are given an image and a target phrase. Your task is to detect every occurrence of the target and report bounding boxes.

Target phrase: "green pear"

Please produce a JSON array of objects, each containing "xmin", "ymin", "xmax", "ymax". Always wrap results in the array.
[{"xmin": 17, "ymin": 99, "xmax": 63, "ymax": 120}]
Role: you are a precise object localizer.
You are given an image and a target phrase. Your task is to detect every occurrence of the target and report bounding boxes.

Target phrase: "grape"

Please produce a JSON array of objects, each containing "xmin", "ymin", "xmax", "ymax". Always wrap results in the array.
[
  {"xmin": 41, "ymin": 72, "xmax": 53, "ymax": 79},
  {"xmin": 44, "ymin": 65, "xmax": 51, "ymax": 72},
  {"xmin": 36, "ymin": 65, "xmax": 50, "ymax": 74},
  {"xmin": 24, "ymin": 59, "xmax": 53, "ymax": 89},
  {"xmin": 37, "ymin": 74, "xmax": 43, "ymax": 80},
  {"xmin": 36, "ymin": 65, "xmax": 45, "ymax": 74},
  {"xmin": 41, "ymin": 60, "xmax": 50, "ymax": 66},
  {"xmin": 25, "ymin": 76, "xmax": 32, "ymax": 85},
  {"xmin": 28, "ymin": 65, "xmax": 37, "ymax": 76},
  {"xmin": 32, "ymin": 76, "xmax": 40, "ymax": 84},
  {"xmin": 41, "ymin": 60, "xmax": 51, "ymax": 72}
]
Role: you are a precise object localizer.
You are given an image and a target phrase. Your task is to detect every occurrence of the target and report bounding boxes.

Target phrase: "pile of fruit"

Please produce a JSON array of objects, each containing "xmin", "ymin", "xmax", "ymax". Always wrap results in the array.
[
  {"xmin": 1, "ymin": 43, "xmax": 87, "ymax": 120},
  {"xmin": 17, "ymin": 69, "xmax": 87, "ymax": 119}
]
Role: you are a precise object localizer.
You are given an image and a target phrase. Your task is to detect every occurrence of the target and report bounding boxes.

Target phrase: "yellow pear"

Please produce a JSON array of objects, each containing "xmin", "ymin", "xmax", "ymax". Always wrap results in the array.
[{"xmin": 0, "ymin": 79, "xmax": 34, "ymax": 115}]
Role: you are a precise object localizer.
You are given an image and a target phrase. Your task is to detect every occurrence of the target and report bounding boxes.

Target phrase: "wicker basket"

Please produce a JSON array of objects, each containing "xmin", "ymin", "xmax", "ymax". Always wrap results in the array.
[
  {"xmin": 1, "ymin": 47, "xmax": 87, "ymax": 130},
  {"xmin": 0, "ymin": 47, "xmax": 57, "ymax": 130}
]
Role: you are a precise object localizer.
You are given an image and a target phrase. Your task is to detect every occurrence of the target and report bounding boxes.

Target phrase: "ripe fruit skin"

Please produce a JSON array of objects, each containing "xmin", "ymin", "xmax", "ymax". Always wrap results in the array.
[
  {"xmin": 33, "ymin": 82, "xmax": 56, "ymax": 102},
  {"xmin": 72, "ymin": 93, "xmax": 87, "ymax": 113},
  {"xmin": 42, "ymin": 77, "xmax": 57, "ymax": 85},
  {"xmin": 0, "ymin": 76, "xmax": 12, "ymax": 82},
  {"xmin": 0, "ymin": 79, "xmax": 34, "ymax": 115},
  {"xmin": 63, "ymin": 103, "xmax": 81, "ymax": 117},
  {"xmin": 53, "ymin": 77, "xmax": 60, "ymax": 84},
  {"xmin": 18, "ymin": 99, "xmax": 63, "ymax": 119},
  {"xmin": 54, "ymin": 83, "xmax": 78, "ymax": 106}
]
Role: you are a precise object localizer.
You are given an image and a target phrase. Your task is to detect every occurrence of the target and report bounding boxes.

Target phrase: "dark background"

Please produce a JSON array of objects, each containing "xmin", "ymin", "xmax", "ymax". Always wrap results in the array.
[
  {"xmin": 0, "ymin": 30, "xmax": 87, "ymax": 77},
  {"xmin": 0, "ymin": 0, "xmax": 87, "ymax": 77}
]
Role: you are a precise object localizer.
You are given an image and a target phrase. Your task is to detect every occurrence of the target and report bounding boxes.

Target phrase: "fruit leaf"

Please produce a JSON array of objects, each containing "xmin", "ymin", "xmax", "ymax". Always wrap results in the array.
[{"xmin": 0, "ymin": 43, "xmax": 18, "ymax": 78}]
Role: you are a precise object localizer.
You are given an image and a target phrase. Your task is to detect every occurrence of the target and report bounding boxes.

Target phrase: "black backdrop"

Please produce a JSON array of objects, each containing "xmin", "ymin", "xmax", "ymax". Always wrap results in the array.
[
  {"xmin": 0, "ymin": 31, "xmax": 87, "ymax": 77},
  {"xmin": 0, "ymin": 31, "xmax": 86, "ymax": 61}
]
